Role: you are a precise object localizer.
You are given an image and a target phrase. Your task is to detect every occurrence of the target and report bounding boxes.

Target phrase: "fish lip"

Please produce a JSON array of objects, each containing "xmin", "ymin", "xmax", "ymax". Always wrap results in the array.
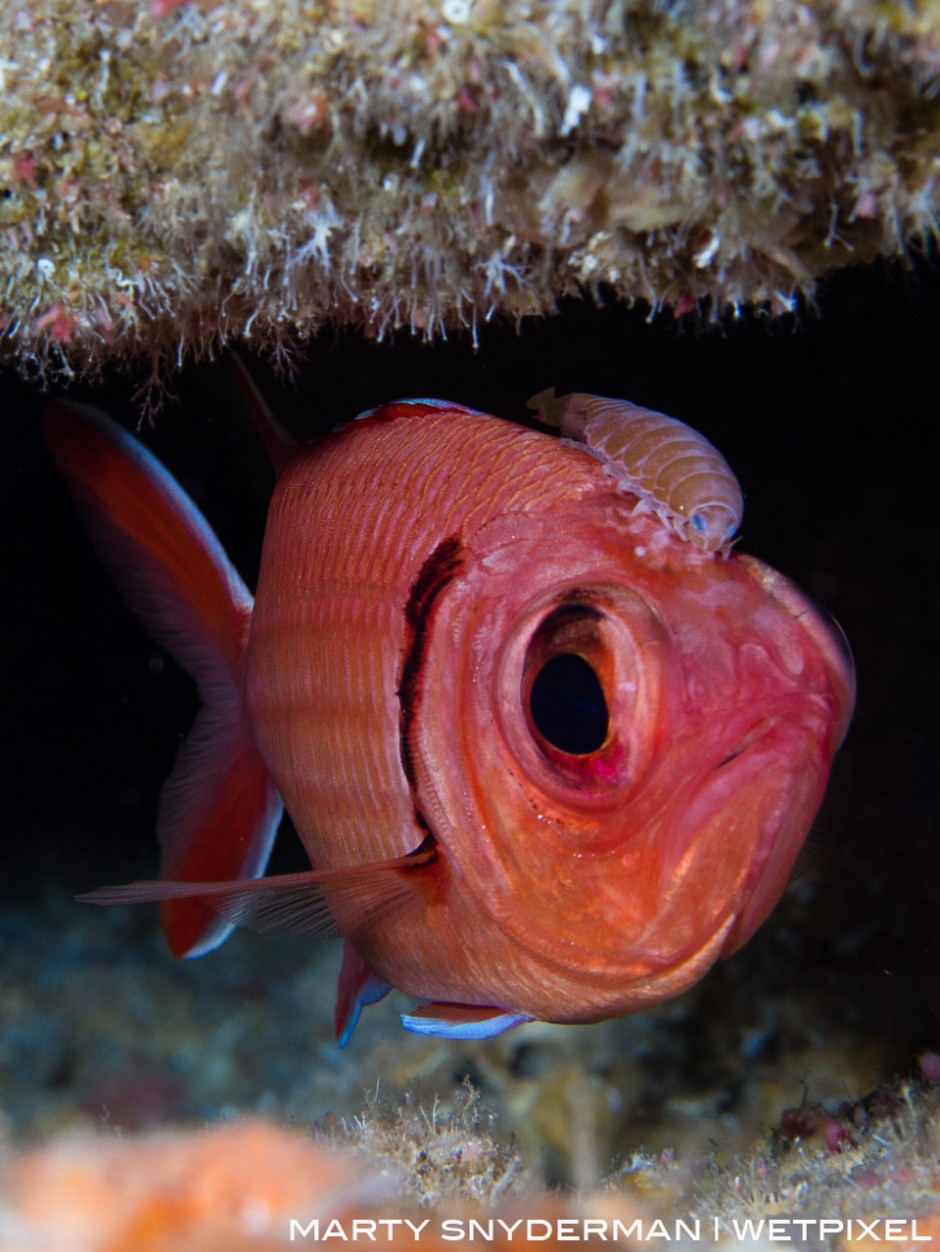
[
  {"xmin": 735, "ymin": 553, "xmax": 856, "ymax": 748},
  {"xmin": 656, "ymin": 710, "xmax": 832, "ymax": 958}
]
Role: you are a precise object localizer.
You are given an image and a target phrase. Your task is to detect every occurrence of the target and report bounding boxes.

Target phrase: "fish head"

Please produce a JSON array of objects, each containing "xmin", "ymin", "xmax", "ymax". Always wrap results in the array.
[{"xmin": 402, "ymin": 485, "xmax": 855, "ymax": 1023}]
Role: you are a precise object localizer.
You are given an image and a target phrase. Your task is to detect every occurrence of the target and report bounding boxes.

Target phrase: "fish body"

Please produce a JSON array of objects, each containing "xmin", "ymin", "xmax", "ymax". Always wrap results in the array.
[{"xmin": 45, "ymin": 388, "xmax": 855, "ymax": 1041}]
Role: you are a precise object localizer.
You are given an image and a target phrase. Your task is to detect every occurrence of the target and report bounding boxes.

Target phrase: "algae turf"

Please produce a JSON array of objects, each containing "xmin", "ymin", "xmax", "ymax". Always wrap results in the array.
[{"xmin": 1, "ymin": 0, "xmax": 940, "ymax": 383}]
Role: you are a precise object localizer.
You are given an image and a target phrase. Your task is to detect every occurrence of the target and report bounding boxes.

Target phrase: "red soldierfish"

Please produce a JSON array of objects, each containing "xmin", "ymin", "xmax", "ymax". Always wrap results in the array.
[{"xmin": 44, "ymin": 379, "xmax": 855, "ymax": 1044}]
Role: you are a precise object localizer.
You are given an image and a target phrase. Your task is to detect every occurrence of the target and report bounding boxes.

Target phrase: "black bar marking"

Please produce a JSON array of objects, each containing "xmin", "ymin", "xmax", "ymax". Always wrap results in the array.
[{"xmin": 397, "ymin": 536, "xmax": 465, "ymax": 817}]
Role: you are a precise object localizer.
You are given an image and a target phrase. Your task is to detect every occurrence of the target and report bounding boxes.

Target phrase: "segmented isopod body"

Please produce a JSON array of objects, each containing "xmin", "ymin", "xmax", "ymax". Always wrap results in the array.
[{"xmin": 529, "ymin": 389, "xmax": 744, "ymax": 555}]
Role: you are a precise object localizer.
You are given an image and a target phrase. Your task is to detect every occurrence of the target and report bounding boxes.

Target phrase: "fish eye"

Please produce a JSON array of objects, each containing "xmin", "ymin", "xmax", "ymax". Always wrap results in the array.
[
  {"xmin": 502, "ymin": 586, "xmax": 662, "ymax": 799},
  {"xmin": 522, "ymin": 602, "xmax": 613, "ymax": 760},
  {"xmin": 529, "ymin": 652, "xmax": 609, "ymax": 755}
]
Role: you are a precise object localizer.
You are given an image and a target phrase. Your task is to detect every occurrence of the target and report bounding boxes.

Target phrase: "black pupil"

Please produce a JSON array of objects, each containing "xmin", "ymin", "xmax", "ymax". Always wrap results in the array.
[{"xmin": 529, "ymin": 653, "xmax": 609, "ymax": 755}]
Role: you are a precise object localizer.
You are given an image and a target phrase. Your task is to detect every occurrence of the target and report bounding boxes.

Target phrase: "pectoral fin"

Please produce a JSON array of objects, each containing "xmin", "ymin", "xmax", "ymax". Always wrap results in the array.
[
  {"xmin": 81, "ymin": 848, "xmax": 437, "ymax": 1045},
  {"xmin": 79, "ymin": 845, "xmax": 437, "ymax": 942}
]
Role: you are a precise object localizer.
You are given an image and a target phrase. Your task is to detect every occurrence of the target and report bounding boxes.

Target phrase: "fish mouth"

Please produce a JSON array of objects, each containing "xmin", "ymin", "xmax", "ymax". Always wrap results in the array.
[{"xmin": 653, "ymin": 711, "xmax": 833, "ymax": 966}]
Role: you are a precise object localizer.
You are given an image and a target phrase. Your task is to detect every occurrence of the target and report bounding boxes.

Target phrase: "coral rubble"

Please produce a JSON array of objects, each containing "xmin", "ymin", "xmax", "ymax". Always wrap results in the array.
[
  {"xmin": 2, "ymin": 1079, "xmax": 940, "ymax": 1250},
  {"xmin": 1, "ymin": 0, "xmax": 938, "ymax": 380}
]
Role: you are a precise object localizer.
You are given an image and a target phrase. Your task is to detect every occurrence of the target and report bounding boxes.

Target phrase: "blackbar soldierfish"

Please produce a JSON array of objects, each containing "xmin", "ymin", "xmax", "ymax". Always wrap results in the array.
[{"xmin": 44, "ymin": 377, "xmax": 855, "ymax": 1044}]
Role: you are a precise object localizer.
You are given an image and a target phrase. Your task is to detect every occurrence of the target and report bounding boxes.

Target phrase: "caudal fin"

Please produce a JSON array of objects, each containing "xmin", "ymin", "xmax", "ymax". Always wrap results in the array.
[{"xmin": 44, "ymin": 401, "xmax": 283, "ymax": 957}]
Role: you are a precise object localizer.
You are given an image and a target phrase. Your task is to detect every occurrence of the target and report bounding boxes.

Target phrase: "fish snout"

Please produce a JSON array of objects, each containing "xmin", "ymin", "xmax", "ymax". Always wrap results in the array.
[{"xmin": 736, "ymin": 554, "xmax": 856, "ymax": 750}]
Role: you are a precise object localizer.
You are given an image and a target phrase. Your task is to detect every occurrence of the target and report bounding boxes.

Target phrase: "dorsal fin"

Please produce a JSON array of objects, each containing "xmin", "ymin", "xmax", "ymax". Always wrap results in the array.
[{"xmin": 228, "ymin": 352, "xmax": 298, "ymax": 475}]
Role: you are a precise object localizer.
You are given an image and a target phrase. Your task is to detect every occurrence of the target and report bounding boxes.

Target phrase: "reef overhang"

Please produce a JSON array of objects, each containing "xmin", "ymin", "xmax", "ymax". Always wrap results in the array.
[{"xmin": 1, "ymin": 0, "xmax": 938, "ymax": 378}]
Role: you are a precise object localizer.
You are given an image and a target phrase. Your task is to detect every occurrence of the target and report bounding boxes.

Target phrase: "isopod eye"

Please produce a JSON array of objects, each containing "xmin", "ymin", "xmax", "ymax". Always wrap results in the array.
[
  {"xmin": 529, "ymin": 652, "xmax": 609, "ymax": 755},
  {"xmin": 687, "ymin": 503, "xmax": 740, "ymax": 552}
]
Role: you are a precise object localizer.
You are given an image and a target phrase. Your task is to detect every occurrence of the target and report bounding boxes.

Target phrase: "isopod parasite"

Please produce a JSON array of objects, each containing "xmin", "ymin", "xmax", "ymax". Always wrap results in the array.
[{"xmin": 529, "ymin": 389, "xmax": 744, "ymax": 555}]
